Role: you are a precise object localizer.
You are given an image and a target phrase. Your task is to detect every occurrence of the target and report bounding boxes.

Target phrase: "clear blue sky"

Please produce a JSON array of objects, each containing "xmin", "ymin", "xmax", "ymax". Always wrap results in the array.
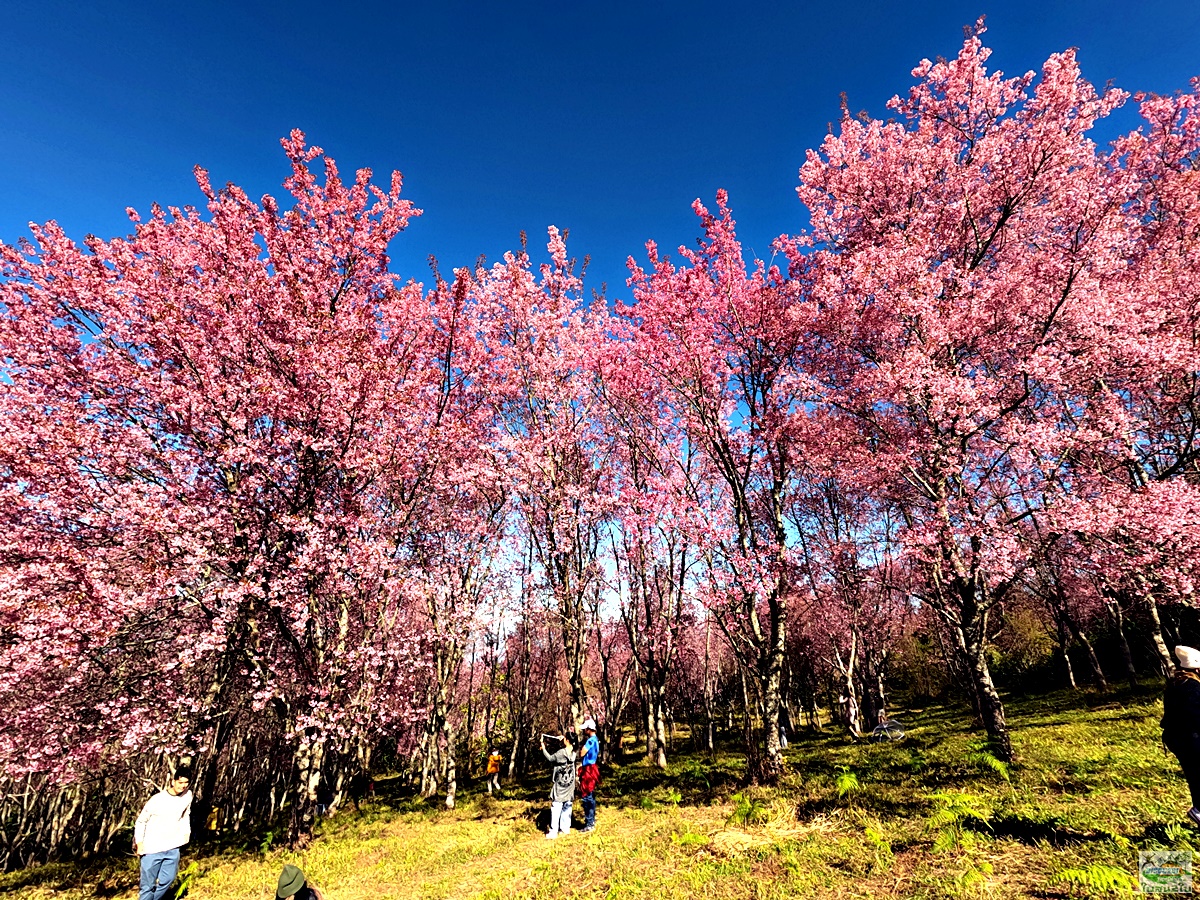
[{"xmin": 1, "ymin": 1, "xmax": 1197, "ymax": 303}]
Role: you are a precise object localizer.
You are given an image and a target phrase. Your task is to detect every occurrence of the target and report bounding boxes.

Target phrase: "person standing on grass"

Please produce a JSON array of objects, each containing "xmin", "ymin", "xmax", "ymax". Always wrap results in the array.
[
  {"xmin": 577, "ymin": 718, "xmax": 600, "ymax": 833},
  {"xmin": 1162, "ymin": 645, "xmax": 1200, "ymax": 826},
  {"xmin": 276, "ymin": 864, "xmax": 325, "ymax": 900},
  {"xmin": 540, "ymin": 732, "xmax": 575, "ymax": 839},
  {"xmin": 486, "ymin": 748, "xmax": 504, "ymax": 795},
  {"xmin": 134, "ymin": 768, "xmax": 193, "ymax": 900}
]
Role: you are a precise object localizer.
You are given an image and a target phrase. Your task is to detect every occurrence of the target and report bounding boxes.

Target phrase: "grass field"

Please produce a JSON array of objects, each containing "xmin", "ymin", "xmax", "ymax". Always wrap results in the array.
[{"xmin": 2, "ymin": 684, "xmax": 1190, "ymax": 899}]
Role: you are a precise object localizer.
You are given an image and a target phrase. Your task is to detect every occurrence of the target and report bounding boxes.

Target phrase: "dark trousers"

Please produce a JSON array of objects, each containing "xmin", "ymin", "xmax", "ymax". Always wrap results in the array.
[
  {"xmin": 1173, "ymin": 748, "xmax": 1200, "ymax": 807},
  {"xmin": 580, "ymin": 791, "xmax": 596, "ymax": 828}
]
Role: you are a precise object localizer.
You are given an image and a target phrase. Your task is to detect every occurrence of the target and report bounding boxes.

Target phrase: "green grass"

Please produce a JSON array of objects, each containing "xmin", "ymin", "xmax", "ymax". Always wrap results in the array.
[{"xmin": 1, "ymin": 683, "xmax": 1188, "ymax": 899}]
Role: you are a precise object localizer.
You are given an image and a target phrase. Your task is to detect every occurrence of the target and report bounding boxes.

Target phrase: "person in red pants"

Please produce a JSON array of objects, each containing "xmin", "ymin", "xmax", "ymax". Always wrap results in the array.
[{"xmin": 578, "ymin": 718, "xmax": 600, "ymax": 833}]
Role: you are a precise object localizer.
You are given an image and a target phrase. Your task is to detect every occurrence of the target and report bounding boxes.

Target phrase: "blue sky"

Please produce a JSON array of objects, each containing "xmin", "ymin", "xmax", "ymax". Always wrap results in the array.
[{"xmin": 2, "ymin": 1, "xmax": 1198, "ymax": 304}]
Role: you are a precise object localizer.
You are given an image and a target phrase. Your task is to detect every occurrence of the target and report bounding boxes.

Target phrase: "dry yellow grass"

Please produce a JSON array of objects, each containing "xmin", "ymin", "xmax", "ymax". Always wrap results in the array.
[
  {"xmin": 196, "ymin": 802, "xmax": 747, "ymax": 900},
  {"xmin": 1, "ymin": 687, "xmax": 1188, "ymax": 900},
  {"xmin": 0, "ymin": 799, "xmax": 921, "ymax": 900},
  {"xmin": 8, "ymin": 797, "xmax": 1078, "ymax": 900}
]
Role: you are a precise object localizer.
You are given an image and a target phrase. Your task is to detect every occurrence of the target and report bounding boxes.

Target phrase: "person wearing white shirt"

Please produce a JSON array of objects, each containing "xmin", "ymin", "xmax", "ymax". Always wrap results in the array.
[{"xmin": 134, "ymin": 769, "xmax": 193, "ymax": 900}]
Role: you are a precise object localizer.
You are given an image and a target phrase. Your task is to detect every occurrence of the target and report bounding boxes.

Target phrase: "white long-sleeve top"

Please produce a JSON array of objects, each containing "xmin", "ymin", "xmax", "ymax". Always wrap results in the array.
[{"xmin": 134, "ymin": 789, "xmax": 192, "ymax": 855}]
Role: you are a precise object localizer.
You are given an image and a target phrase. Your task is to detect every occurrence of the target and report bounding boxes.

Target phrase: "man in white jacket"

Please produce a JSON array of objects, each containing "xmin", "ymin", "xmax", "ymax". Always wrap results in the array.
[{"xmin": 134, "ymin": 768, "xmax": 193, "ymax": 900}]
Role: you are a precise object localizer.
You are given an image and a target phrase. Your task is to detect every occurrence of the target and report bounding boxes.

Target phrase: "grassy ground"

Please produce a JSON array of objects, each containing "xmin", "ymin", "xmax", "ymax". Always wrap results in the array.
[{"xmin": 1, "ymin": 684, "xmax": 1189, "ymax": 899}]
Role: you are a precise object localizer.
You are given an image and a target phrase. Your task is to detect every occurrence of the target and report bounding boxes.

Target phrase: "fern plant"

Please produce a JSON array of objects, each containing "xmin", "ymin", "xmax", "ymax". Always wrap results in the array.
[
  {"xmin": 676, "ymin": 759, "xmax": 711, "ymax": 790},
  {"xmin": 835, "ymin": 766, "xmax": 861, "ymax": 801},
  {"xmin": 965, "ymin": 749, "xmax": 1010, "ymax": 783},
  {"xmin": 954, "ymin": 858, "xmax": 994, "ymax": 892},
  {"xmin": 172, "ymin": 861, "xmax": 200, "ymax": 899},
  {"xmin": 728, "ymin": 791, "xmax": 768, "ymax": 826},
  {"xmin": 862, "ymin": 818, "xmax": 893, "ymax": 872},
  {"xmin": 1053, "ymin": 864, "xmax": 1136, "ymax": 896},
  {"xmin": 925, "ymin": 791, "xmax": 990, "ymax": 854}
]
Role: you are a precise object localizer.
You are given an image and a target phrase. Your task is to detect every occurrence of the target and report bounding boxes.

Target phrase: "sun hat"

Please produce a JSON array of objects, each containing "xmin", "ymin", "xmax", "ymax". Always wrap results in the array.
[
  {"xmin": 1176, "ymin": 645, "xmax": 1200, "ymax": 670},
  {"xmin": 276, "ymin": 864, "xmax": 307, "ymax": 899},
  {"xmin": 582, "ymin": 718, "xmax": 597, "ymax": 731}
]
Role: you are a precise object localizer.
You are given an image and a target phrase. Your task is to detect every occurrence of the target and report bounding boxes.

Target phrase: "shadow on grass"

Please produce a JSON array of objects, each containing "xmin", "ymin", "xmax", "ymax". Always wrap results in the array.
[
  {"xmin": 1006, "ymin": 682, "xmax": 1163, "ymax": 717},
  {"xmin": 1134, "ymin": 820, "xmax": 1200, "ymax": 847},
  {"xmin": 0, "ymin": 859, "xmax": 133, "ymax": 897},
  {"xmin": 964, "ymin": 813, "xmax": 1116, "ymax": 846},
  {"xmin": 793, "ymin": 794, "xmax": 929, "ymax": 821}
]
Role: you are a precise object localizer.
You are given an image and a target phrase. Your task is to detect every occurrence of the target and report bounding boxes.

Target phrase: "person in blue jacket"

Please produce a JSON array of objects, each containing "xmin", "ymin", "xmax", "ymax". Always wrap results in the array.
[
  {"xmin": 577, "ymin": 718, "xmax": 600, "ymax": 833},
  {"xmin": 1163, "ymin": 645, "xmax": 1200, "ymax": 826}
]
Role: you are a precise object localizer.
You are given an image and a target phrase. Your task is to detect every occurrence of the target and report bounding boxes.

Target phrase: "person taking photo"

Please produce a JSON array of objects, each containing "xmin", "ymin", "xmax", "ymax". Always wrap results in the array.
[{"xmin": 539, "ymin": 732, "xmax": 575, "ymax": 839}]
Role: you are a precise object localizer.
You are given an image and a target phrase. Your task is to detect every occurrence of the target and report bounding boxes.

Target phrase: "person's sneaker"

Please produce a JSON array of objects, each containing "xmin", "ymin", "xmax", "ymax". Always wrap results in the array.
[
  {"xmin": 1188, "ymin": 807, "xmax": 1200, "ymax": 827},
  {"xmin": 545, "ymin": 832, "xmax": 557, "ymax": 840},
  {"xmin": 582, "ymin": 826, "xmax": 595, "ymax": 833}
]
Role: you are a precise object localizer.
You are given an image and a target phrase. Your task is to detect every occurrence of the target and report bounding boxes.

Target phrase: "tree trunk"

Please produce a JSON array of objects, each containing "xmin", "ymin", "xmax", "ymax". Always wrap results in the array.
[
  {"xmin": 834, "ymin": 634, "xmax": 860, "ymax": 737},
  {"xmin": 1057, "ymin": 615, "xmax": 1078, "ymax": 690},
  {"xmin": 1105, "ymin": 597, "xmax": 1138, "ymax": 684},
  {"xmin": 1075, "ymin": 628, "xmax": 1107, "ymax": 690},
  {"xmin": 875, "ymin": 665, "xmax": 888, "ymax": 726},
  {"xmin": 970, "ymin": 647, "xmax": 1013, "ymax": 762},
  {"xmin": 857, "ymin": 656, "xmax": 886, "ymax": 730},
  {"xmin": 287, "ymin": 731, "xmax": 325, "ymax": 848},
  {"xmin": 419, "ymin": 717, "xmax": 438, "ymax": 797},
  {"xmin": 642, "ymin": 683, "xmax": 654, "ymax": 761},
  {"xmin": 702, "ymin": 620, "xmax": 716, "ymax": 754},
  {"xmin": 651, "ymin": 684, "xmax": 668, "ymax": 769},
  {"xmin": 507, "ymin": 727, "xmax": 526, "ymax": 781},
  {"xmin": 566, "ymin": 625, "xmax": 588, "ymax": 733},
  {"xmin": 506, "ymin": 620, "xmax": 534, "ymax": 780},
  {"xmin": 955, "ymin": 611, "xmax": 1014, "ymax": 763},
  {"xmin": 760, "ymin": 668, "xmax": 784, "ymax": 781},
  {"xmin": 443, "ymin": 718, "xmax": 457, "ymax": 809},
  {"xmin": 738, "ymin": 668, "xmax": 759, "ymax": 779},
  {"xmin": 462, "ymin": 638, "xmax": 476, "ymax": 778},
  {"xmin": 1134, "ymin": 577, "xmax": 1174, "ymax": 676}
]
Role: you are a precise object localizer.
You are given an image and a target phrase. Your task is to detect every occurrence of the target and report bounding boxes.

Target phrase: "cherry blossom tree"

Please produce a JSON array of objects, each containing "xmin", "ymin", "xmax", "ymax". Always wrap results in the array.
[
  {"xmin": 790, "ymin": 472, "xmax": 911, "ymax": 735},
  {"xmin": 595, "ymin": 333, "xmax": 704, "ymax": 767},
  {"xmin": 0, "ymin": 131, "xmax": 446, "ymax": 846},
  {"xmin": 397, "ymin": 270, "xmax": 508, "ymax": 809},
  {"xmin": 791, "ymin": 27, "xmax": 1150, "ymax": 760},
  {"xmin": 1059, "ymin": 79, "xmax": 1200, "ymax": 674},
  {"xmin": 474, "ymin": 232, "xmax": 614, "ymax": 734},
  {"xmin": 624, "ymin": 195, "xmax": 818, "ymax": 780}
]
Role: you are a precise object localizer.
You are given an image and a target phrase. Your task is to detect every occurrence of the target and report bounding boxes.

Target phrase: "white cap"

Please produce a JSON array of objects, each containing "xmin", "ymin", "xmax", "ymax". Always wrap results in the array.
[
  {"xmin": 581, "ymin": 718, "xmax": 597, "ymax": 731},
  {"xmin": 1177, "ymin": 646, "xmax": 1200, "ymax": 669}
]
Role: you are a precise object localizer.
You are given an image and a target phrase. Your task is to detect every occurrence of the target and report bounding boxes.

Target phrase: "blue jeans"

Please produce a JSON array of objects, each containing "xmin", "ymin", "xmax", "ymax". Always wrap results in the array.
[
  {"xmin": 139, "ymin": 848, "xmax": 180, "ymax": 900},
  {"xmin": 581, "ymin": 790, "xmax": 596, "ymax": 829}
]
